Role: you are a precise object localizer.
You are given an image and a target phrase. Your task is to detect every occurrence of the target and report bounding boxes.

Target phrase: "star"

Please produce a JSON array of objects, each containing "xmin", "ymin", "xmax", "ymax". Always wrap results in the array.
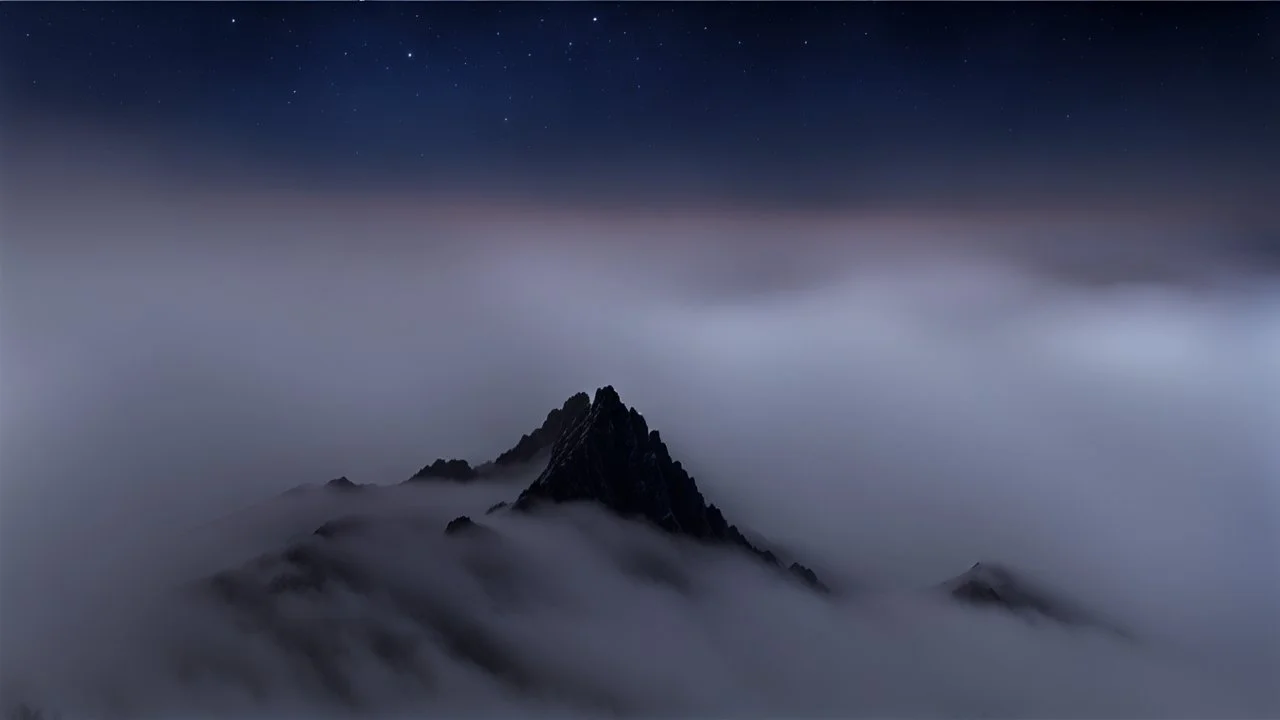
[
  {"xmin": 230, "ymin": 18, "xmax": 236, "ymax": 24},
  {"xmin": 593, "ymin": 16, "xmax": 598, "ymax": 22},
  {"xmin": 407, "ymin": 52, "xmax": 413, "ymax": 58}
]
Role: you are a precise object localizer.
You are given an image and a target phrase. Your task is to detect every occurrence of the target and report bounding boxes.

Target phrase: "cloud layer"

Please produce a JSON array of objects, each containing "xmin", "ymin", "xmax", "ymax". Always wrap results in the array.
[{"xmin": 2, "ymin": 199, "xmax": 1278, "ymax": 717}]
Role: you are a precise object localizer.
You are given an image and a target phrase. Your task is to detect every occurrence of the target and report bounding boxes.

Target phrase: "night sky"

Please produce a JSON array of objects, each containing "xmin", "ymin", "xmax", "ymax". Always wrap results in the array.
[{"xmin": 3, "ymin": 2, "xmax": 1277, "ymax": 209}]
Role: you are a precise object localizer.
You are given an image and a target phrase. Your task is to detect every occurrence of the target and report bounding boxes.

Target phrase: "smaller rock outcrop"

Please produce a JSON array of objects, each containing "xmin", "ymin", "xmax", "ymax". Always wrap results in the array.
[
  {"xmin": 485, "ymin": 501, "xmax": 509, "ymax": 515},
  {"xmin": 788, "ymin": 562, "xmax": 822, "ymax": 588},
  {"xmin": 325, "ymin": 476, "xmax": 363, "ymax": 491},
  {"xmin": 944, "ymin": 562, "xmax": 1072, "ymax": 619},
  {"xmin": 942, "ymin": 561, "xmax": 1129, "ymax": 637},
  {"xmin": 313, "ymin": 515, "xmax": 373, "ymax": 539},
  {"xmin": 407, "ymin": 458, "xmax": 477, "ymax": 483},
  {"xmin": 445, "ymin": 515, "xmax": 491, "ymax": 536}
]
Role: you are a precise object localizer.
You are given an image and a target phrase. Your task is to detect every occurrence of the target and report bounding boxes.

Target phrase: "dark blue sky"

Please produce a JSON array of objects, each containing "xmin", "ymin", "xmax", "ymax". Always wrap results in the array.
[{"xmin": 2, "ymin": 2, "xmax": 1278, "ymax": 207}]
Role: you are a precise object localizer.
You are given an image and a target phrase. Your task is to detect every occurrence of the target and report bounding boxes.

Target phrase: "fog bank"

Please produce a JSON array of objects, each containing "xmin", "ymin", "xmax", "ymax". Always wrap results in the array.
[{"xmin": 2, "ymin": 204, "xmax": 1278, "ymax": 716}]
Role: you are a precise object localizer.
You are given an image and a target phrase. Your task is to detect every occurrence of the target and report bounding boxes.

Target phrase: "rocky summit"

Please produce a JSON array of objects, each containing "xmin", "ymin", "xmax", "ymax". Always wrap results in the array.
[{"xmin": 513, "ymin": 386, "xmax": 829, "ymax": 592}]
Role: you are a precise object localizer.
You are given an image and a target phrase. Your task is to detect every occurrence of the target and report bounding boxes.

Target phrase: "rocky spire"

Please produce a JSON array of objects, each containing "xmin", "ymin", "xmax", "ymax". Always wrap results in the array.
[{"xmin": 514, "ymin": 386, "xmax": 828, "ymax": 592}]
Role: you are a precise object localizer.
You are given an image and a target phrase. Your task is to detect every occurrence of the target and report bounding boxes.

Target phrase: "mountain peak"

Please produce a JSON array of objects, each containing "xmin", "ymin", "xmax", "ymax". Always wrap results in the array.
[
  {"xmin": 592, "ymin": 384, "xmax": 622, "ymax": 405},
  {"xmin": 514, "ymin": 386, "xmax": 827, "ymax": 592}
]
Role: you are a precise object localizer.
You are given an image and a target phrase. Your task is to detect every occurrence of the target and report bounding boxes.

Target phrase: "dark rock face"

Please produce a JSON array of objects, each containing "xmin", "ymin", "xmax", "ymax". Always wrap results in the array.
[
  {"xmin": 408, "ymin": 458, "xmax": 477, "ymax": 483},
  {"xmin": 493, "ymin": 392, "xmax": 591, "ymax": 467},
  {"xmin": 444, "ymin": 516, "xmax": 478, "ymax": 535},
  {"xmin": 514, "ymin": 386, "xmax": 827, "ymax": 593},
  {"xmin": 485, "ymin": 501, "xmax": 509, "ymax": 515}
]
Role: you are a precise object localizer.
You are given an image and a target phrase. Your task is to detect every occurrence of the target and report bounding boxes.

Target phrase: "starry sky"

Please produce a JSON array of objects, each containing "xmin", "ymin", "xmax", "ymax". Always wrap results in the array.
[{"xmin": 3, "ymin": 2, "xmax": 1277, "ymax": 212}]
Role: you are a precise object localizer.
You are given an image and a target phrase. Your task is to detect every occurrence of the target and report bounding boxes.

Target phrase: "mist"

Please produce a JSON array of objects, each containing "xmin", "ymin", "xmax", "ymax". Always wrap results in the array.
[{"xmin": 1, "ymin": 176, "xmax": 1278, "ymax": 717}]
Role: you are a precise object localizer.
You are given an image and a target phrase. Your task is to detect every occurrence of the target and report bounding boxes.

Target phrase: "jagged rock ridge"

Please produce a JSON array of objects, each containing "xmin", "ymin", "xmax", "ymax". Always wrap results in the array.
[
  {"xmin": 513, "ymin": 386, "xmax": 828, "ymax": 592},
  {"xmin": 405, "ymin": 392, "xmax": 592, "ymax": 484},
  {"xmin": 493, "ymin": 392, "xmax": 591, "ymax": 467},
  {"xmin": 408, "ymin": 458, "xmax": 476, "ymax": 482}
]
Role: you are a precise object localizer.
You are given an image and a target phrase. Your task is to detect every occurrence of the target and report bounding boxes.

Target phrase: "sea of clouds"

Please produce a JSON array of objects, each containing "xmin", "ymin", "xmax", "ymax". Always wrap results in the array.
[{"xmin": 1, "ymin": 204, "xmax": 1277, "ymax": 717}]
